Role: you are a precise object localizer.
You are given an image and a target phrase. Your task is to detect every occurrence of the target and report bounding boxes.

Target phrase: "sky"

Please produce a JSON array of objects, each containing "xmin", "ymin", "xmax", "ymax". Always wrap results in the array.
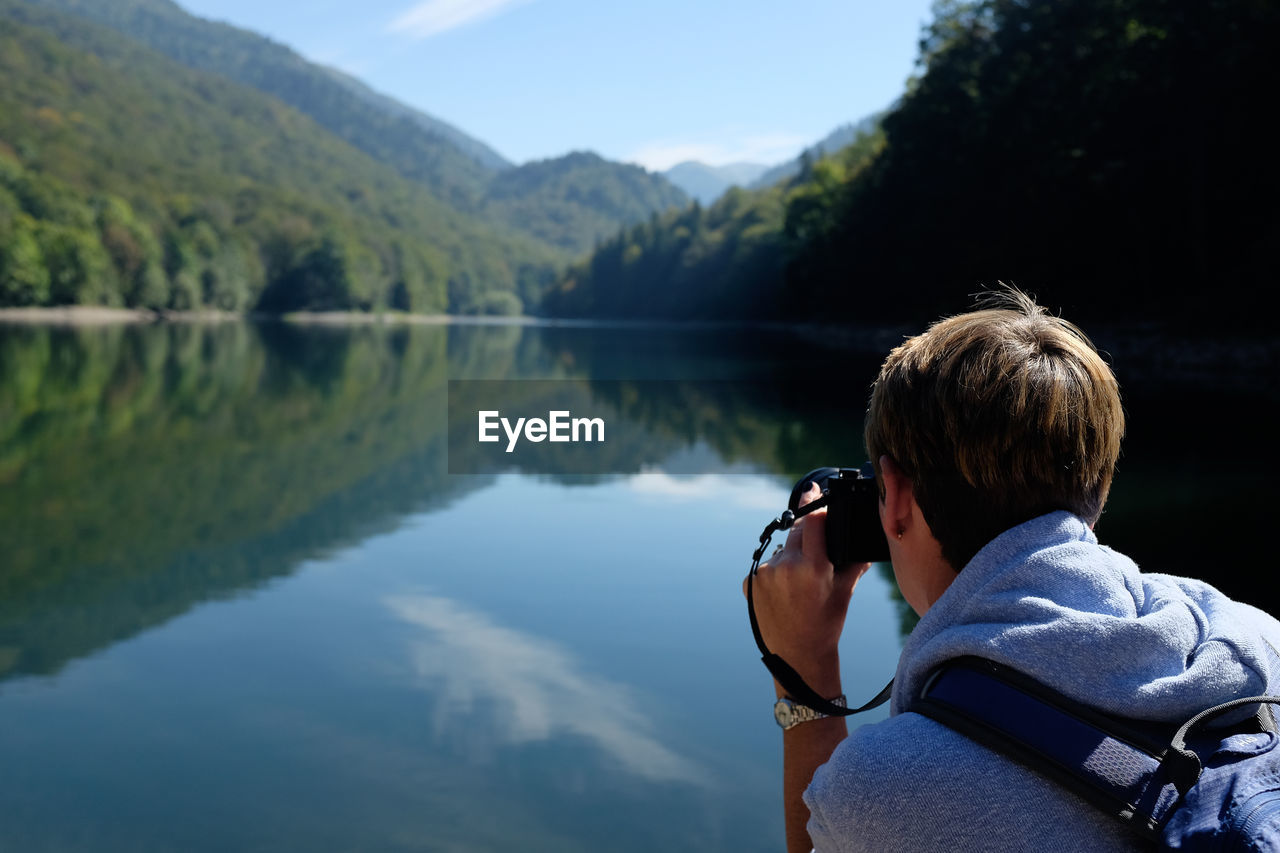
[{"xmin": 175, "ymin": 0, "xmax": 939, "ymax": 172}]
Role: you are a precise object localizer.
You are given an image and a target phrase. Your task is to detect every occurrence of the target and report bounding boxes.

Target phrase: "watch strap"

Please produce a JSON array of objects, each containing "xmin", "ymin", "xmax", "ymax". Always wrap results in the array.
[{"xmin": 776, "ymin": 695, "xmax": 847, "ymax": 730}]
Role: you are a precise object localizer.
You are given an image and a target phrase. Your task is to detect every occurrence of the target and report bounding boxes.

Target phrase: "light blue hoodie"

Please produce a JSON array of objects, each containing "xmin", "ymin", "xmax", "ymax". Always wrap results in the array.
[{"xmin": 804, "ymin": 511, "xmax": 1280, "ymax": 852}]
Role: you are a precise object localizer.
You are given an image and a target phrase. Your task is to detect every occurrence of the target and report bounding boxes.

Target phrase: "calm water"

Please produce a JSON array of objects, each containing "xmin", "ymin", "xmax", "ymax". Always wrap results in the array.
[{"xmin": 0, "ymin": 320, "xmax": 1272, "ymax": 851}]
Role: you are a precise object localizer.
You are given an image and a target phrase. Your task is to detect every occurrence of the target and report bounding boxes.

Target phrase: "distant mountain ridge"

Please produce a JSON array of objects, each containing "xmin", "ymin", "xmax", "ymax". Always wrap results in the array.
[
  {"xmin": 542, "ymin": 129, "xmax": 886, "ymax": 321},
  {"xmin": 663, "ymin": 161, "xmax": 769, "ymax": 205},
  {"xmin": 660, "ymin": 116, "xmax": 886, "ymax": 205},
  {"xmin": 750, "ymin": 112, "xmax": 884, "ymax": 189}
]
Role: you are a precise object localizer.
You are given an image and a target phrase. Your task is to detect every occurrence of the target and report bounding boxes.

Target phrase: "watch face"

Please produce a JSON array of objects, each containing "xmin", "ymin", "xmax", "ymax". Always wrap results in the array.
[{"xmin": 774, "ymin": 699, "xmax": 795, "ymax": 728}]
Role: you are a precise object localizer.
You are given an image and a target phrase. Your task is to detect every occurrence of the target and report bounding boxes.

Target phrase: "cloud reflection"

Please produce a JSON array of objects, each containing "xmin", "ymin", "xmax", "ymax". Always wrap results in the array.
[
  {"xmin": 626, "ymin": 471, "xmax": 786, "ymax": 511},
  {"xmin": 386, "ymin": 595, "xmax": 707, "ymax": 785}
]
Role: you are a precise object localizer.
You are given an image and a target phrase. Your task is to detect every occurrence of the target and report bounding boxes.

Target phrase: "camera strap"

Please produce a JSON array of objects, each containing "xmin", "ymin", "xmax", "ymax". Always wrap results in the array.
[{"xmin": 747, "ymin": 496, "xmax": 894, "ymax": 717}]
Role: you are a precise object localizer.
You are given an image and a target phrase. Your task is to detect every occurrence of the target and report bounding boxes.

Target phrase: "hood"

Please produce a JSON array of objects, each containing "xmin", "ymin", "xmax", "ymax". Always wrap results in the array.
[{"xmin": 892, "ymin": 511, "xmax": 1280, "ymax": 722}]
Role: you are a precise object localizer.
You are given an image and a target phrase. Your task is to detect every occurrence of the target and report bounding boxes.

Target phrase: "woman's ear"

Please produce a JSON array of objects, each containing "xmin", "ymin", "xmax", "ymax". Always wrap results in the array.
[{"xmin": 878, "ymin": 454, "xmax": 913, "ymax": 541}]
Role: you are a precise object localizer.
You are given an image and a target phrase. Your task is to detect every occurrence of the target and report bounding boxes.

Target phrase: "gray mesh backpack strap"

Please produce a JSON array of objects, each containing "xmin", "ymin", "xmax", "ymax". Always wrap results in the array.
[{"xmin": 912, "ymin": 653, "xmax": 1280, "ymax": 851}]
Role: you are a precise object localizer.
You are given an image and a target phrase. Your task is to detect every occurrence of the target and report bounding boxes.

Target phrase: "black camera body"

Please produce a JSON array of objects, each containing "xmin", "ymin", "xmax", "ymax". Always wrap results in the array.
[
  {"xmin": 746, "ymin": 463, "xmax": 896, "ymax": 716},
  {"xmin": 788, "ymin": 463, "xmax": 891, "ymax": 567}
]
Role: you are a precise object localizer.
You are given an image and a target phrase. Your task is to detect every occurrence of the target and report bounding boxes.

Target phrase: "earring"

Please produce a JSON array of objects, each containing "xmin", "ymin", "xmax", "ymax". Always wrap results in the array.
[{"xmin": 895, "ymin": 529, "xmax": 905, "ymax": 540}]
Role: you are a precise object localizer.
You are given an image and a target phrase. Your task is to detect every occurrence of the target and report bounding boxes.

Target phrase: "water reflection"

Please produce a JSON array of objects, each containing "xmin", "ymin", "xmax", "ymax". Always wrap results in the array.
[
  {"xmin": 1, "ymin": 320, "xmax": 1273, "ymax": 689},
  {"xmin": 0, "ymin": 321, "xmax": 883, "ymax": 686},
  {"xmin": 0, "ymin": 319, "xmax": 1273, "ymax": 851},
  {"xmin": 388, "ymin": 593, "xmax": 707, "ymax": 785},
  {"xmin": 0, "ymin": 322, "xmax": 479, "ymax": 683}
]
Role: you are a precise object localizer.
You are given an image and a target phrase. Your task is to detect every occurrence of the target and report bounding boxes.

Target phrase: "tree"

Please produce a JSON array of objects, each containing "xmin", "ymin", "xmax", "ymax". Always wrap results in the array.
[
  {"xmin": 0, "ymin": 214, "xmax": 50, "ymax": 305},
  {"xmin": 38, "ymin": 221, "xmax": 115, "ymax": 305},
  {"xmin": 257, "ymin": 235, "xmax": 356, "ymax": 312}
]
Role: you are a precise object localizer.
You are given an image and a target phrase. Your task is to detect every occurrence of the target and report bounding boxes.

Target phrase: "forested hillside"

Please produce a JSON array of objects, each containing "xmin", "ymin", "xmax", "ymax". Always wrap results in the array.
[
  {"xmin": 485, "ymin": 152, "xmax": 689, "ymax": 254},
  {"xmin": 0, "ymin": 0, "xmax": 690, "ymax": 314},
  {"xmin": 0, "ymin": 1, "xmax": 561, "ymax": 313},
  {"xmin": 18, "ymin": 0, "xmax": 687, "ymax": 260},
  {"xmin": 22, "ymin": 0, "xmax": 501, "ymax": 211},
  {"xmin": 547, "ymin": 0, "xmax": 1280, "ymax": 328},
  {"xmin": 542, "ymin": 130, "xmax": 884, "ymax": 320},
  {"xmin": 748, "ymin": 113, "xmax": 882, "ymax": 190}
]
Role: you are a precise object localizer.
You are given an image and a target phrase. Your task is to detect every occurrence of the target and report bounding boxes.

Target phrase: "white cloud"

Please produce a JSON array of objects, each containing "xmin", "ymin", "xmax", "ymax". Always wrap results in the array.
[
  {"xmin": 627, "ymin": 132, "xmax": 811, "ymax": 172},
  {"xmin": 388, "ymin": 0, "xmax": 533, "ymax": 39},
  {"xmin": 386, "ymin": 594, "xmax": 707, "ymax": 785}
]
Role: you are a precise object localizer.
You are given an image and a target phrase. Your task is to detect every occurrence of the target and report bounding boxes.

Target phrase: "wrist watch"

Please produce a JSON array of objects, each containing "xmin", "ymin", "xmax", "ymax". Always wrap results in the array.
[{"xmin": 774, "ymin": 695, "xmax": 847, "ymax": 730}]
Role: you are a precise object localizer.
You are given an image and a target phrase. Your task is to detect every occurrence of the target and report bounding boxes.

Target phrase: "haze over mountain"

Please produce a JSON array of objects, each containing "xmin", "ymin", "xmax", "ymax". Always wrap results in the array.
[
  {"xmin": 661, "ymin": 115, "xmax": 885, "ymax": 205},
  {"xmin": 750, "ymin": 112, "xmax": 884, "ymax": 189},
  {"xmin": 662, "ymin": 161, "xmax": 770, "ymax": 205}
]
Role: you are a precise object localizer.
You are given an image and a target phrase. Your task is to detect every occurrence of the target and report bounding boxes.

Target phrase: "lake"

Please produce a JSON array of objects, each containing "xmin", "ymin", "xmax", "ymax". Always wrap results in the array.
[{"xmin": 0, "ymin": 319, "xmax": 1274, "ymax": 851}]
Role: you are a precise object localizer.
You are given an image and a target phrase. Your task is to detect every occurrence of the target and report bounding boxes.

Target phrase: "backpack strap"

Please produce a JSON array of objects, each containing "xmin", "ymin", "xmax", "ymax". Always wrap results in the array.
[
  {"xmin": 912, "ymin": 657, "xmax": 1183, "ymax": 842},
  {"xmin": 1161, "ymin": 637, "xmax": 1280, "ymax": 796}
]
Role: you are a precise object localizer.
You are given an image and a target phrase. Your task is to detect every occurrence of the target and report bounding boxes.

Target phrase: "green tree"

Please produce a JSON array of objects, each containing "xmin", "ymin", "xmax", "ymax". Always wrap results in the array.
[
  {"xmin": 202, "ymin": 240, "xmax": 258, "ymax": 311},
  {"xmin": 96, "ymin": 197, "xmax": 166, "ymax": 308},
  {"xmin": 0, "ymin": 213, "xmax": 50, "ymax": 305},
  {"xmin": 37, "ymin": 221, "xmax": 115, "ymax": 304},
  {"xmin": 258, "ymin": 235, "xmax": 356, "ymax": 312}
]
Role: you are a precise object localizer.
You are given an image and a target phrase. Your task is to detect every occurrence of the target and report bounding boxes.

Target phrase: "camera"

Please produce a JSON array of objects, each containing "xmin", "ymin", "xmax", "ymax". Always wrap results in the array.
[
  {"xmin": 746, "ymin": 461, "xmax": 895, "ymax": 713},
  {"xmin": 789, "ymin": 463, "xmax": 891, "ymax": 567}
]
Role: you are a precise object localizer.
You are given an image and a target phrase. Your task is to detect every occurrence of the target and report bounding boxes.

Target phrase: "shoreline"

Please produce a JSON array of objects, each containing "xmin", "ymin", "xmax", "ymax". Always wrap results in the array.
[
  {"xmin": 1, "ymin": 308, "xmax": 1274, "ymax": 397},
  {"xmin": 1, "ymin": 307, "xmax": 1275, "ymax": 383},
  {"xmin": 0, "ymin": 306, "xmax": 165, "ymax": 325},
  {"xmin": 0, "ymin": 306, "xmax": 485, "ymax": 327},
  {"xmin": 0, "ymin": 305, "xmax": 861, "ymax": 334},
  {"xmin": 0, "ymin": 305, "xmax": 906, "ymax": 336}
]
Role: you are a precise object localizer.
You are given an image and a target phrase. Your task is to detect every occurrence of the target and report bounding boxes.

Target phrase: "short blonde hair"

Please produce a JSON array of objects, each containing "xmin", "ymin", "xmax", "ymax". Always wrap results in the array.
[{"xmin": 864, "ymin": 288, "xmax": 1124, "ymax": 570}]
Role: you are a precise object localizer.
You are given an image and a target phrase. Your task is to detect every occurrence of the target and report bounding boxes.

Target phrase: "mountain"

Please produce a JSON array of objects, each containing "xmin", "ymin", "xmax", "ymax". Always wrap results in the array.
[
  {"xmin": 18, "ymin": 0, "xmax": 688, "ymax": 258},
  {"xmin": 0, "ymin": 0, "xmax": 557, "ymax": 314},
  {"xmin": 750, "ymin": 113, "xmax": 884, "ymax": 189},
  {"xmin": 20, "ymin": 0, "xmax": 498, "ymax": 212},
  {"xmin": 487, "ymin": 152, "xmax": 689, "ymax": 255},
  {"xmin": 663, "ymin": 161, "xmax": 770, "ymax": 205},
  {"xmin": 541, "ymin": 132, "xmax": 883, "ymax": 321},
  {"xmin": 660, "ymin": 120, "xmax": 889, "ymax": 206}
]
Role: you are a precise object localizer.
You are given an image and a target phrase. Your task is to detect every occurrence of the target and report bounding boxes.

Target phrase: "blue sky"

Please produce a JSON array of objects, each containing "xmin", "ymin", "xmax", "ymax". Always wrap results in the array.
[{"xmin": 176, "ymin": 0, "xmax": 938, "ymax": 171}]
